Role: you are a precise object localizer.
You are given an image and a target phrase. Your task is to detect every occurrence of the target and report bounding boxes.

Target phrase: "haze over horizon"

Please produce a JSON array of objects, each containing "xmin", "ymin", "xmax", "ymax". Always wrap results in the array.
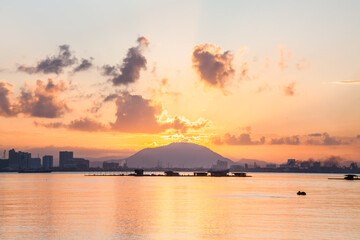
[{"xmin": 1, "ymin": 0, "xmax": 359, "ymax": 163}]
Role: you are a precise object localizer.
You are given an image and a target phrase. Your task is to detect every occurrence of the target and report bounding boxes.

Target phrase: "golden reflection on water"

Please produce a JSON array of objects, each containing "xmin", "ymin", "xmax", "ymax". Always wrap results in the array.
[{"xmin": 0, "ymin": 173, "xmax": 360, "ymax": 239}]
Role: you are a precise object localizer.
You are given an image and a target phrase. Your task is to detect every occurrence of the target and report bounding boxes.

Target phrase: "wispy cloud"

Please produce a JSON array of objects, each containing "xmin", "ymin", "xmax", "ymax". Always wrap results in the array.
[
  {"xmin": 278, "ymin": 46, "xmax": 291, "ymax": 71},
  {"xmin": 332, "ymin": 80, "xmax": 360, "ymax": 85}
]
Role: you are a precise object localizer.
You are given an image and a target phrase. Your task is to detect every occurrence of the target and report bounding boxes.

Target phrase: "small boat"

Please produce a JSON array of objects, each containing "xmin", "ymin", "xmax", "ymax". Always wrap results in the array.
[
  {"xmin": 328, "ymin": 174, "xmax": 360, "ymax": 180},
  {"xmin": 297, "ymin": 191, "xmax": 306, "ymax": 195}
]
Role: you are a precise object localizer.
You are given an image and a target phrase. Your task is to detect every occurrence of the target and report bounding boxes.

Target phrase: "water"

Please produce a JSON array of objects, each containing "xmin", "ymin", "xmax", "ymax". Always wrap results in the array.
[{"xmin": 0, "ymin": 173, "xmax": 359, "ymax": 239}]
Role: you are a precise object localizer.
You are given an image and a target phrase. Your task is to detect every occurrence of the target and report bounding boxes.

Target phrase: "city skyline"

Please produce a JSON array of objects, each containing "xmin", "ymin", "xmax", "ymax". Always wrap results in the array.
[{"xmin": 0, "ymin": 0, "xmax": 360, "ymax": 163}]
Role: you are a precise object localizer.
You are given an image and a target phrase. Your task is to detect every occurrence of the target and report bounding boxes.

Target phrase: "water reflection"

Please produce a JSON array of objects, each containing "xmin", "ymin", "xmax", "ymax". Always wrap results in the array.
[{"xmin": 0, "ymin": 173, "xmax": 359, "ymax": 239}]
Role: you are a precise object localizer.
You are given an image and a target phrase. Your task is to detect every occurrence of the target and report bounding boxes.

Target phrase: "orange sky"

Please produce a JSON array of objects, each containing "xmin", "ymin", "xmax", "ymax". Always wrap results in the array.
[{"xmin": 0, "ymin": 1, "xmax": 359, "ymax": 163}]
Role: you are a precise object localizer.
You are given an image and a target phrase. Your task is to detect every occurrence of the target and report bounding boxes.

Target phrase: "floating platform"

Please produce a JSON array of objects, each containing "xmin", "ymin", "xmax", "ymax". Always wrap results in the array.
[{"xmin": 84, "ymin": 171, "xmax": 252, "ymax": 177}]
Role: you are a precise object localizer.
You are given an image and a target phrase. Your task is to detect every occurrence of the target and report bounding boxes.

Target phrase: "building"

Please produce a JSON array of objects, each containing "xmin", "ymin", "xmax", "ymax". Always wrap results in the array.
[
  {"xmin": 9, "ymin": 149, "xmax": 31, "ymax": 170},
  {"xmin": 266, "ymin": 164, "xmax": 277, "ymax": 168},
  {"xmin": 62, "ymin": 158, "xmax": 89, "ymax": 171},
  {"xmin": 0, "ymin": 159, "xmax": 9, "ymax": 170},
  {"xmin": 103, "ymin": 162, "xmax": 119, "ymax": 170},
  {"xmin": 43, "ymin": 155, "xmax": 53, "ymax": 170},
  {"xmin": 212, "ymin": 160, "xmax": 228, "ymax": 170},
  {"xmin": 28, "ymin": 158, "xmax": 42, "ymax": 169},
  {"xmin": 230, "ymin": 164, "xmax": 244, "ymax": 172},
  {"xmin": 59, "ymin": 151, "xmax": 73, "ymax": 169},
  {"xmin": 287, "ymin": 159, "xmax": 296, "ymax": 167}
]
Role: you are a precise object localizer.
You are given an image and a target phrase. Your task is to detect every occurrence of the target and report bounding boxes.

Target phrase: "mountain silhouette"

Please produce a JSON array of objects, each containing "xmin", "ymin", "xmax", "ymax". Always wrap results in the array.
[{"xmin": 123, "ymin": 142, "xmax": 233, "ymax": 168}]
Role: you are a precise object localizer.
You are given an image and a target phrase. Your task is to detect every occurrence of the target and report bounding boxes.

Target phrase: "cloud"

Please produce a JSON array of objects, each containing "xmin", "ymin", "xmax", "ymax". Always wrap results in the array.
[
  {"xmin": 104, "ymin": 93, "xmax": 119, "ymax": 102},
  {"xmin": 308, "ymin": 133, "xmax": 322, "ymax": 137},
  {"xmin": 270, "ymin": 135, "xmax": 300, "ymax": 145},
  {"xmin": 35, "ymin": 117, "xmax": 107, "ymax": 132},
  {"xmin": 278, "ymin": 46, "xmax": 292, "ymax": 71},
  {"xmin": 357, "ymin": 134, "xmax": 360, "ymax": 139},
  {"xmin": 150, "ymin": 78, "xmax": 181, "ymax": 101},
  {"xmin": 332, "ymin": 80, "xmax": 360, "ymax": 85},
  {"xmin": 38, "ymin": 92, "xmax": 209, "ymax": 134},
  {"xmin": 18, "ymin": 45, "xmax": 77, "ymax": 74},
  {"xmin": 101, "ymin": 37, "xmax": 149, "ymax": 86},
  {"xmin": 256, "ymin": 84, "xmax": 272, "ymax": 94},
  {"xmin": 296, "ymin": 58, "xmax": 310, "ymax": 71},
  {"xmin": 283, "ymin": 82, "xmax": 296, "ymax": 96},
  {"xmin": 19, "ymin": 79, "xmax": 70, "ymax": 118},
  {"xmin": 159, "ymin": 113, "xmax": 210, "ymax": 133},
  {"xmin": 306, "ymin": 132, "xmax": 348, "ymax": 145},
  {"xmin": 73, "ymin": 58, "xmax": 93, "ymax": 73},
  {"xmin": 0, "ymin": 81, "xmax": 17, "ymax": 117},
  {"xmin": 213, "ymin": 133, "xmax": 265, "ymax": 145},
  {"xmin": 110, "ymin": 92, "xmax": 163, "ymax": 133},
  {"xmin": 192, "ymin": 43, "xmax": 235, "ymax": 89},
  {"xmin": 238, "ymin": 62, "xmax": 249, "ymax": 80}
]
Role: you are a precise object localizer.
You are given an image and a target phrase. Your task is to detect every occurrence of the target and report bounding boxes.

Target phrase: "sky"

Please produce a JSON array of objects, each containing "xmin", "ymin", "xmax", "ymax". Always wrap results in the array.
[{"xmin": 0, "ymin": 0, "xmax": 359, "ymax": 163}]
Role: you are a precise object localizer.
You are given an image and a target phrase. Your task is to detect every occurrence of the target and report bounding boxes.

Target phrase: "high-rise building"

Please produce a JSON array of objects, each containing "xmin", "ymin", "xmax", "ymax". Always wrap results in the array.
[
  {"xmin": 43, "ymin": 155, "xmax": 53, "ymax": 170},
  {"xmin": 59, "ymin": 151, "xmax": 73, "ymax": 169},
  {"xmin": 9, "ymin": 149, "xmax": 31, "ymax": 170},
  {"xmin": 9, "ymin": 149, "xmax": 19, "ymax": 170}
]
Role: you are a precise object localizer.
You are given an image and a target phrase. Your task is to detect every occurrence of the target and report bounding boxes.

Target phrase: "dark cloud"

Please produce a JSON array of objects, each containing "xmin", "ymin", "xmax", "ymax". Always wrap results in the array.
[
  {"xmin": 0, "ymin": 81, "xmax": 17, "ymax": 117},
  {"xmin": 73, "ymin": 58, "xmax": 93, "ymax": 73},
  {"xmin": 104, "ymin": 93, "xmax": 119, "ymax": 102},
  {"xmin": 271, "ymin": 136, "xmax": 300, "ymax": 145},
  {"xmin": 213, "ymin": 133, "xmax": 265, "ymax": 145},
  {"xmin": 283, "ymin": 82, "xmax": 296, "ymax": 96},
  {"xmin": 192, "ymin": 43, "xmax": 235, "ymax": 89},
  {"xmin": 357, "ymin": 134, "xmax": 360, "ymax": 139},
  {"xmin": 19, "ymin": 79, "xmax": 70, "ymax": 118},
  {"xmin": 18, "ymin": 45, "xmax": 77, "ymax": 74},
  {"xmin": 68, "ymin": 118, "xmax": 107, "ymax": 131},
  {"xmin": 101, "ymin": 37, "xmax": 149, "ymax": 86},
  {"xmin": 308, "ymin": 133, "xmax": 322, "ymax": 137},
  {"xmin": 34, "ymin": 121, "xmax": 64, "ymax": 129}
]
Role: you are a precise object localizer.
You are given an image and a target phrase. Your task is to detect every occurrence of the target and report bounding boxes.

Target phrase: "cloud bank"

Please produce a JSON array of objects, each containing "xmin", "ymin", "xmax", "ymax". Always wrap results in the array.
[
  {"xmin": 213, "ymin": 133, "xmax": 265, "ymax": 145},
  {"xmin": 37, "ymin": 92, "xmax": 209, "ymax": 134}
]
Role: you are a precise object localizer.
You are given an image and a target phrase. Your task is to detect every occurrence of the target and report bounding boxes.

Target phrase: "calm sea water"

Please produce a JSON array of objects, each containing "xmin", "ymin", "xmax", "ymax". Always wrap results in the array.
[{"xmin": 0, "ymin": 172, "xmax": 359, "ymax": 239}]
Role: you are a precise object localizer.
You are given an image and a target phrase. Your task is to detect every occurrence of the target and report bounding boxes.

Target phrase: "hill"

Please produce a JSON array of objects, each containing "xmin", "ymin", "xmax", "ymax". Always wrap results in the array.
[{"xmin": 121, "ymin": 142, "xmax": 233, "ymax": 168}]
